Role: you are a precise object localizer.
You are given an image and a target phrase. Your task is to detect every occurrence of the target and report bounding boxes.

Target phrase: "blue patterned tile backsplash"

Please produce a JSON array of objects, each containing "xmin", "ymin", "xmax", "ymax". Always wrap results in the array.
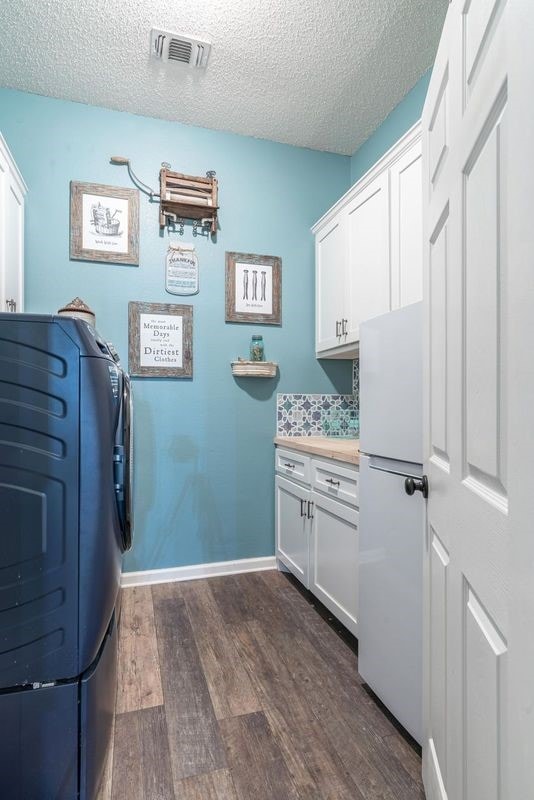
[
  {"xmin": 352, "ymin": 358, "xmax": 360, "ymax": 402},
  {"xmin": 277, "ymin": 392, "xmax": 358, "ymax": 436},
  {"xmin": 277, "ymin": 359, "xmax": 360, "ymax": 437}
]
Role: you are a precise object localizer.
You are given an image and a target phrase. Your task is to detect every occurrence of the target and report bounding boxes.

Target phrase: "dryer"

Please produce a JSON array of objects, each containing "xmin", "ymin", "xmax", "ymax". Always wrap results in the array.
[{"xmin": 0, "ymin": 313, "xmax": 133, "ymax": 799}]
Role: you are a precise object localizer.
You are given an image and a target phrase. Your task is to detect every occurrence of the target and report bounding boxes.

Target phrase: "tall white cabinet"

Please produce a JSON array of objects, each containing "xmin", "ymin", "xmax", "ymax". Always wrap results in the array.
[
  {"xmin": 0, "ymin": 133, "xmax": 27, "ymax": 314},
  {"xmin": 313, "ymin": 121, "xmax": 422, "ymax": 358}
]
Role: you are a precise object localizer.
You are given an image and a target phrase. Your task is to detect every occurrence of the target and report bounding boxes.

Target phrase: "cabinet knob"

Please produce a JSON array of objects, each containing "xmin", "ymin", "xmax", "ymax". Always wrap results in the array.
[{"xmin": 404, "ymin": 476, "xmax": 429, "ymax": 499}]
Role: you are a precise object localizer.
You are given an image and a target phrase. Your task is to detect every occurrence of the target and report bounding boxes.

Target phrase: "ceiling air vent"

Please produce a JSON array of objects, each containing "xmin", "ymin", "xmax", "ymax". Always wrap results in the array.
[{"xmin": 150, "ymin": 29, "xmax": 211, "ymax": 69}]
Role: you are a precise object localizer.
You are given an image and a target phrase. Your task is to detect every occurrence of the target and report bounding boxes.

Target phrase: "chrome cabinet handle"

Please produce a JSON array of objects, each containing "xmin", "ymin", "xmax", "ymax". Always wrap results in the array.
[
  {"xmin": 307, "ymin": 500, "xmax": 314, "ymax": 519},
  {"xmin": 5, "ymin": 299, "xmax": 16, "ymax": 312},
  {"xmin": 335, "ymin": 320, "xmax": 341, "ymax": 337},
  {"xmin": 342, "ymin": 318, "xmax": 348, "ymax": 336},
  {"xmin": 326, "ymin": 478, "xmax": 340, "ymax": 487},
  {"xmin": 284, "ymin": 462, "xmax": 296, "ymax": 469},
  {"xmin": 300, "ymin": 499, "xmax": 305, "ymax": 517}
]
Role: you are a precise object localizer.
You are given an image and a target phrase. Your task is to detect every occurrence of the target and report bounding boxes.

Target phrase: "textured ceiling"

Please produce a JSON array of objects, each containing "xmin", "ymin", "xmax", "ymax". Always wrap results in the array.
[{"xmin": 0, "ymin": 0, "xmax": 447, "ymax": 155}]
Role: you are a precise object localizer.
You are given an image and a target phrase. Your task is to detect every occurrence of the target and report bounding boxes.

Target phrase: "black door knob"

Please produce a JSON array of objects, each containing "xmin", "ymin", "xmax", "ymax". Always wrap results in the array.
[{"xmin": 404, "ymin": 476, "xmax": 429, "ymax": 499}]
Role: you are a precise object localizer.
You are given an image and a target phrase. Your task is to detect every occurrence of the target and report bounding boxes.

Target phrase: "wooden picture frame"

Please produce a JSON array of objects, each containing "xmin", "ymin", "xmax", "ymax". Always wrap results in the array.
[
  {"xmin": 128, "ymin": 301, "xmax": 193, "ymax": 378},
  {"xmin": 225, "ymin": 251, "xmax": 281, "ymax": 325},
  {"xmin": 70, "ymin": 181, "xmax": 139, "ymax": 265}
]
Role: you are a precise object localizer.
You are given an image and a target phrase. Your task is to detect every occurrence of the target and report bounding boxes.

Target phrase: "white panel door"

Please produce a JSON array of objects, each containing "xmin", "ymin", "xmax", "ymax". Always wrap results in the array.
[
  {"xmin": 346, "ymin": 172, "xmax": 390, "ymax": 338},
  {"xmin": 309, "ymin": 490, "xmax": 358, "ymax": 636},
  {"xmin": 390, "ymin": 138, "xmax": 423, "ymax": 309},
  {"xmin": 0, "ymin": 145, "xmax": 6, "ymax": 313},
  {"xmin": 315, "ymin": 214, "xmax": 346, "ymax": 353},
  {"xmin": 0, "ymin": 135, "xmax": 25, "ymax": 314},
  {"xmin": 506, "ymin": 2, "xmax": 534, "ymax": 795},
  {"xmin": 275, "ymin": 475, "xmax": 310, "ymax": 587},
  {"xmin": 4, "ymin": 178, "xmax": 24, "ymax": 312},
  {"xmin": 422, "ymin": 1, "xmax": 512, "ymax": 798}
]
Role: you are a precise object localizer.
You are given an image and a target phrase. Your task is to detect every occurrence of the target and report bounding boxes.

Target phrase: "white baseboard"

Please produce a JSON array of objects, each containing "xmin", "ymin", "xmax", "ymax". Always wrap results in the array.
[{"xmin": 121, "ymin": 555, "xmax": 277, "ymax": 588}]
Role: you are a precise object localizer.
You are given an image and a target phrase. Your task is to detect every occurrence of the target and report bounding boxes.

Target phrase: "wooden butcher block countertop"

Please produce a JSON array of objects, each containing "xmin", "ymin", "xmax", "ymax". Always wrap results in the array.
[{"xmin": 274, "ymin": 436, "xmax": 360, "ymax": 466}]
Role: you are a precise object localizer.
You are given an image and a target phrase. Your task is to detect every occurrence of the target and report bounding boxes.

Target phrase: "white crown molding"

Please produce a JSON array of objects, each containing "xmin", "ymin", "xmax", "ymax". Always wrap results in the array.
[
  {"xmin": 311, "ymin": 119, "xmax": 422, "ymax": 234},
  {"xmin": 121, "ymin": 555, "xmax": 277, "ymax": 588}
]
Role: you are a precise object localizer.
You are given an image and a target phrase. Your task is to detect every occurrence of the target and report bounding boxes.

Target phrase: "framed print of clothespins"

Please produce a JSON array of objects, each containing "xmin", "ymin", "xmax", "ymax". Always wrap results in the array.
[{"xmin": 225, "ymin": 251, "xmax": 281, "ymax": 325}]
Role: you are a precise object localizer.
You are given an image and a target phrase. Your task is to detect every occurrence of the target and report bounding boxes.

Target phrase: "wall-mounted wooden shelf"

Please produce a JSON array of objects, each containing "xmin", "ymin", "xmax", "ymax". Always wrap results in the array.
[
  {"xmin": 231, "ymin": 360, "xmax": 278, "ymax": 378},
  {"xmin": 159, "ymin": 168, "xmax": 218, "ymax": 234}
]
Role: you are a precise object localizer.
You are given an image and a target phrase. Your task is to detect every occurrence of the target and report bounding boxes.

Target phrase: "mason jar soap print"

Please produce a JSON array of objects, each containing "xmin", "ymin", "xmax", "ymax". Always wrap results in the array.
[
  {"xmin": 165, "ymin": 242, "xmax": 199, "ymax": 296},
  {"xmin": 250, "ymin": 334, "xmax": 265, "ymax": 361}
]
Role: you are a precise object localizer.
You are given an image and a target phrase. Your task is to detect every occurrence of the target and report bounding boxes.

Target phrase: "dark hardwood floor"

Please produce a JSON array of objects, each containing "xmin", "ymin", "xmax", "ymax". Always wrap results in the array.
[{"xmin": 99, "ymin": 570, "xmax": 424, "ymax": 800}]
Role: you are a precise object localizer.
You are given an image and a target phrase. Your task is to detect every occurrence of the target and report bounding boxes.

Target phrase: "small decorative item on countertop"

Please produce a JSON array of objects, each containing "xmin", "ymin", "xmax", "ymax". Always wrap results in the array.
[
  {"xmin": 165, "ymin": 242, "xmax": 199, "ymax": 296},
  {"xmin": 231, "ymin": 358, "xmax": 277, "ymax": 378},
  {"xmin": 250, "ymin": 334, "xmax": 265, "ymax": 362},
  {"xmin": 57, "ymin": 297, "xmax": 96, "ymax": 327}
]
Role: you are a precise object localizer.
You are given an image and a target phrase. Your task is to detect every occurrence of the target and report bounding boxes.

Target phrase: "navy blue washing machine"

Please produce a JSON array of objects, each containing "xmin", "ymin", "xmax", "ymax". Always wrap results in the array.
[{"xmin": 0, "ymin": 313, "xmax": 133, "ymax": 799}]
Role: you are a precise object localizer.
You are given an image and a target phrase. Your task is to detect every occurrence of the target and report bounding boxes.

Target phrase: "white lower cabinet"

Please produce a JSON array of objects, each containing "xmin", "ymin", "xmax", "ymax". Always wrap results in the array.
[
  {"xmin": 309, "ymin": 491, "xmax": 359, "ymax": 636},
  {"xmin": 275, "ymin": 449, "xmax": 359, "ymax": 636},
  {"xmin": 275, "ymin": 475, "xmax": 310, "ymax": 587}
]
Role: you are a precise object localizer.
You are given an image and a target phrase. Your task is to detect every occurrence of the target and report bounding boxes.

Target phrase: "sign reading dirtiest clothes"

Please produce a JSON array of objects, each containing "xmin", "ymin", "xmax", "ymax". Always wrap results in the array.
[
  {"xmin": 140, "ymin": 314, "xmax": 183, "ymax": 368},
  {"xmin": 128, "ymin": 301, "xmax": 193, "ymax": 378}
]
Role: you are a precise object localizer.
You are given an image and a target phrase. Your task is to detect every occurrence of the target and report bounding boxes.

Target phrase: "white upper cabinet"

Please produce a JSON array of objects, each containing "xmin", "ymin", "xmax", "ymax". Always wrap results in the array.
[
  {"xmin": 313, "ymin": 122, "xmax": 422, "ymax": 358},
  {"xmin": 315, "ymin": 215, "xmax": 348, "ymax": 353},
  {"xmin": 347, "ymin": 171, "xmax": 390, "ymax": 338},
  {"xmin": 0, "ymin": 133, "xmax": 27, "ymax": 314},
  {"xmin": 390, "ymin": 138, "xmax": 423, "ymax": 310}
]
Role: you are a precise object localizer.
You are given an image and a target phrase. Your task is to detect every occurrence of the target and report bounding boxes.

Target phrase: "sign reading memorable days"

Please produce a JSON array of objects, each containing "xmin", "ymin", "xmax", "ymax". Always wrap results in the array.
[
  {"xmin": 225, "ymin": 252, "xmax": 281, "ymax": 325},
  {"xmin": 128, "ymin": 301, "xmax": 193, "ymax": 378}
]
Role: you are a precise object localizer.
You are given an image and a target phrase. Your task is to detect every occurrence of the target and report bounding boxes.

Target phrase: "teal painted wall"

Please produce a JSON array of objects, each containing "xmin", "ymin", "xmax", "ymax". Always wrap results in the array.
[
  {"xmin": 0, "ymin": 88, "xmax": 351, "ymax": 572},
  {"xmin": 350, "ymin": 71, "xmax": 431, "ymax": 184}
]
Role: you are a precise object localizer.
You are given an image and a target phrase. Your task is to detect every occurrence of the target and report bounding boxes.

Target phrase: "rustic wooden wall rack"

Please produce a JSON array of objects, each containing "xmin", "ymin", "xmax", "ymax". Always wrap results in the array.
[{"xmin": 159, "ymin": 168, "xmax": 218, "ymax": 234}]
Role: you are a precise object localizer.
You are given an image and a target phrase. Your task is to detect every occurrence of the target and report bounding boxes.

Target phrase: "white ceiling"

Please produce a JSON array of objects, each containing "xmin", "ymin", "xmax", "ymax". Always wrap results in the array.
[{"xmin": 0, "ymin": 0, "xmax": 447, "ymax": 155}]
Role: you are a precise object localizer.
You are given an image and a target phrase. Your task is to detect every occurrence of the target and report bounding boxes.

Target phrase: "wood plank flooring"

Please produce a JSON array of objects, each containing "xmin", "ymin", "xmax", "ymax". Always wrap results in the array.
[{"xmin": 98, "ymin": 570, "xmax": 424, "ymax": 800}]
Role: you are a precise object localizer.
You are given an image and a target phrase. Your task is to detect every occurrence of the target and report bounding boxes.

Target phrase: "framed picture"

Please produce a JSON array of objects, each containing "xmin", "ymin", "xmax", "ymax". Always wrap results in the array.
[
  {"xmin": 128, "ymin": 301, "xmax": 193, "ymax": 378},
  {"xmin": 225, "ymin": 251, "xmax": 281, "ymax": 325},
  {"xmin": 70, "ymin": 181, "xmax": 139, "ymax": 265}
]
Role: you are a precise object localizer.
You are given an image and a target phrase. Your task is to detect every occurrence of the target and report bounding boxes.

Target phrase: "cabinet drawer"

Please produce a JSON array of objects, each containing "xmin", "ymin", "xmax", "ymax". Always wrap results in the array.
[
  {"xmin": 311, "ymin": 458, "xmax": 359, "ymax": 506},
  {"xmin": 275, "ymin": 448, "xmax": 310, "ymax": 484}
]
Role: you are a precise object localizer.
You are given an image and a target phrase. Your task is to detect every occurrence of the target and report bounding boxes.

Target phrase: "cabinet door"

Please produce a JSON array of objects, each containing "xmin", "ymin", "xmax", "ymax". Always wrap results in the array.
[
  {"xmin": 347, "ymin": 172, "xmax": 390, "ymax": 338},
  {"xmin": 390, "ymin": 139, "xmax": 423, "ymax": 309},
  {"xmin": 0, "ymin": 143, "xmax": 25, "ymax": 313},
  {"xmin": 309, "ymin": 491, "xmax": 359, "ymax": 635},
  {"xmin": 275, "ymin": 476, "xmax": 310, "ymax": 588},
  {"xmin": 315, "ymin": 214, "xmax": 346, "ymax": 353}
]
